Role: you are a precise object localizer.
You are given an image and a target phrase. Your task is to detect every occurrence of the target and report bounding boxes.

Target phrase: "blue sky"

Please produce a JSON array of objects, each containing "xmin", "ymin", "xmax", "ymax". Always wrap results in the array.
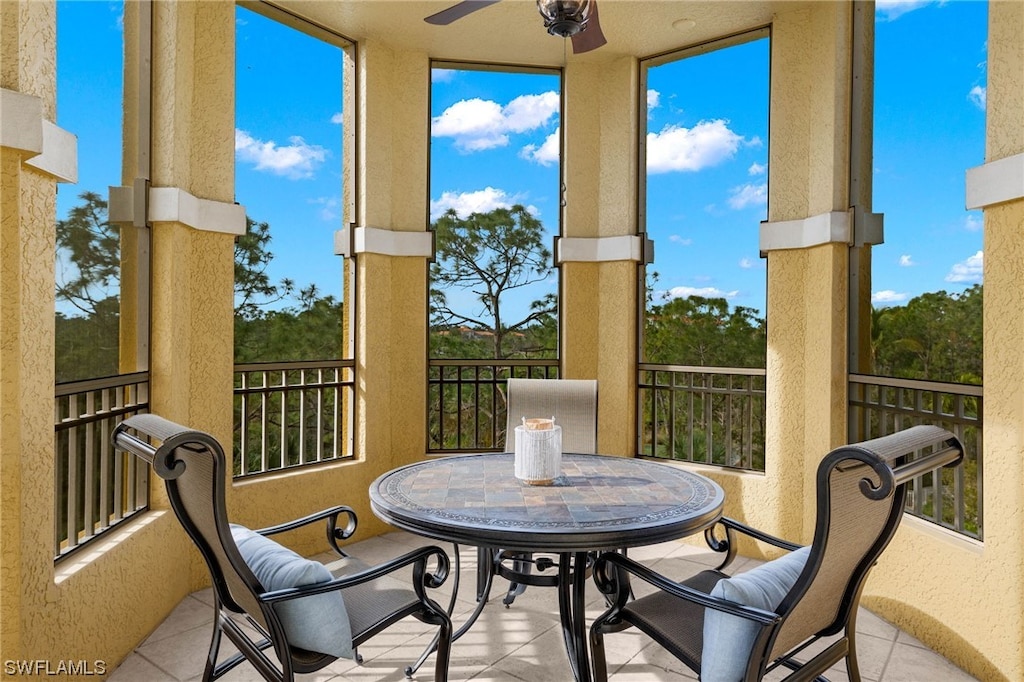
[{"xmin": 57, "ymin": 0, "xmax": 986, "ymax": 322}]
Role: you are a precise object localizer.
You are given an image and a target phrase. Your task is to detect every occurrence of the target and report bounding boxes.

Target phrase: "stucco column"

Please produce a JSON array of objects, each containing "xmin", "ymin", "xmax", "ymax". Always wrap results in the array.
[
  {"xmin": 0, "ymin": 0, "xmax": 59, "ymax": 662},
  {"xmin": 760, "ymin": 4, "xmax": 852, "ymax": 542},
  {"xmin": 561, "ymin": 56, "xmax": 640, "ymax": 457},
  {"xmin": 966, "ymin": 6, "xmax": 1024, "ymax": 675},
  {"xmin": 147, "ymin": 1, "xmax": 237, "ymax": 588},
  {"xmin": 352, "ymin": 41, "xmax": 431, "ymax": 496}
]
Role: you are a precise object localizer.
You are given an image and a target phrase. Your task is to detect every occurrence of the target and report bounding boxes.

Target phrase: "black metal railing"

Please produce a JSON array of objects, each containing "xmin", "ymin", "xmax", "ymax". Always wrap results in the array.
[
  {"xmin": 638, "ymin": 364, "xmax": 767, "ymax": 471},
  {"xmin": 54, "ymin": 372, "xmax": 150, "ymax": 560},
  {"xmin": 427, "ymin": 359, "xmax": 559, "ymax": 453},
  {"xmin": 849, "ymin": 373, "xmax": 983, "ymax": 540},
  {"xmin": 233, "ymin": 360, "xmax": 354, "ymax": 477}
]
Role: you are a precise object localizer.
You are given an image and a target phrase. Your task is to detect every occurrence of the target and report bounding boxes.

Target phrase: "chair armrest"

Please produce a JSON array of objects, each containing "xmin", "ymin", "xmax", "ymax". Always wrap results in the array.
[
  {"xmin": 704, "ymin": 517, "xmax": 803, "ymax": 571},
  {"xmin": 260, "ymin": 544, "xmax": 451, "ymax": 604},
  {"xmin": 593, "ymin": 551, "xmax": 780, "ymax": 626},
  {"xmin": 255, "ymin": 506, "xmax": 358, "ymax": 557}
]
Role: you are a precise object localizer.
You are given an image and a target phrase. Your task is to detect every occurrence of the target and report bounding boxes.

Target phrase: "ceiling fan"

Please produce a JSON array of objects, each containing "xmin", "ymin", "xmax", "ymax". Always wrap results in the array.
[{"xmin": 425, "ymin": 0, "xmax": 608, "ymax": 54}]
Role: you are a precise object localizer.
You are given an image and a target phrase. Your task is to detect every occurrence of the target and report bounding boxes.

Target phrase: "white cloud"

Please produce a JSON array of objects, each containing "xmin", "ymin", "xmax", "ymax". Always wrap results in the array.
[
  {"xmin": 431, "ymin": 91, "xmax": 559, "ymax": 153},
  {"xmin": 520, "ymin": 127, "xmax": 560, "ymax": 166},
  {"xmin": 429, "ymin": 187, "xmax": 537, "ymax": 222},
  {"xmin": 945, "ymin": 250, "xmax": 984, "ymax": 284},
  {"xmin": 748, "ymin": 162, "xmax": 766, "ymax": 176},
  {"xmin": 728, "ymin": 183, "xmax": 767, "ymax": 210},
  {"xmin": 872, "ymin": 290, "xmax": 910, "ymax": 305},
  {"xmin": 663, "ymin": 286, "xmax": 739, "ymax": 301},
  {"xmin": 968, "ymin": 85, "xmax": 987, "ymax": 111},
  {"xmin": 964, "ymin": 213, "xmax": 983, "ymax": 232},
  {"xmin": 330, "ymin": 112, "xmax": 344, "ymax": 124},
  {"xmin": 647, "ymin": 120, "xmax": 743, "ymax": 174},
  {"xmin": 876, "ymin": 0, "xmax": 931, "ymax": 21},
  {"xmin": 309, "ymin": 196, "xmax": 340, "ymax": 221},
  {"xmin": 668, "ymin": 235, "xmax": 693, "ymax": 246},
  {"xmin": 235, "ymin": 129, "xmax": 328, "ymax": 180},
  {"xmin": 898, "ymin": 254, "xmax": 915, "ymax": 267},
  {"xmin": 431, "ymin": 98, "xmax": 507, "ymax": 150},
  {"xmin": 647, "ymin": 89, "xmax": 660, "ymax": 112},
  {"xmin": 503, "ymin": 92, "xmax": 560, "ymax": 132},
  {"xmin": 739, "ymin": 257, "xmax": 754, "ymax": 269}
]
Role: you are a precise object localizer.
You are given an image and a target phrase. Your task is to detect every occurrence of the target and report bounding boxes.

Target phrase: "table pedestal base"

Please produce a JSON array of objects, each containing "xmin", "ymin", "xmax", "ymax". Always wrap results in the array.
[{"xmin": 406, "ymin": 546, "xmax": 595, "ymax": 682}]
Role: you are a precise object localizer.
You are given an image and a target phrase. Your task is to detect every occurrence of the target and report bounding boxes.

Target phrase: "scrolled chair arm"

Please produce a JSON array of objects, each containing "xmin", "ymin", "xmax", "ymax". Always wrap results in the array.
[
  {"xmin": 412, "ymin": 545, "xmax": 452, "ymax": 595},
  {"xmin": 260, "ymin": 544, "xmax": 452, "ymax": 605},
  {"xmin": 254, "ymin": 506, "xmax": 359, "ymax": 557},
  {"xmin": 703, "ymin": 517, "xmax": 803, "ymax": 571}
]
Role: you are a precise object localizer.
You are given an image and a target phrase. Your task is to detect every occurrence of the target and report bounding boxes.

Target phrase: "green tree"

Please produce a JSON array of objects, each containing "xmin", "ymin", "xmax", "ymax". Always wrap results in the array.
[
  {"xmin": 55, "ymin": 191, "xmax": 121, "ymax": 382},
  {"xmin": 235, "ymin": 291, "xmax": 343, "ymax": 362},
  {"xmin": 232, "ymin": 218, "xmax": 343, "ymax": 363},
  {"xmin": 872, "ymin": 285, "xmax": 982, "ymax": 384},
  {"xmin": 645, "ymin": 288, "xmax": 766, "ymax": 368},
  {"xmin": 430, "ymin": 205, "xmax": 557, "ymax": 359},
  {"xmin": 234, "ymin": 217, "xmax": 295, "ymax": 321}
]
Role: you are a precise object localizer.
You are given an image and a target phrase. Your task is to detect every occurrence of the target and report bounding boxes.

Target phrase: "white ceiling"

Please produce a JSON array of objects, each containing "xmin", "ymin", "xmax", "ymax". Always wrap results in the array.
[{"xmin": 272, "ymin": 0, "xmax": 789, "ymax": 68}]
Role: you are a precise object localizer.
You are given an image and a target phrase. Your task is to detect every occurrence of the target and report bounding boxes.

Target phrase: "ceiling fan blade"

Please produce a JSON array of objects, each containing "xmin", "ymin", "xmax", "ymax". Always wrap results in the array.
[
  {"xmin": 424, "ymin": 0, "xmax": 502, "ymax": 25},
  {"xmin": 572, "ymin": 0, "xmax": 607, "ymax": 54}
]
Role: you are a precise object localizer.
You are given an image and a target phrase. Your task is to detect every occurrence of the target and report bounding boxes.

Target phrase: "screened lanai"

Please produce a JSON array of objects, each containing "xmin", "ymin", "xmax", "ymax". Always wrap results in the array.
[{"xmin": 2, "ymin": 1, "xmax": 1022, "ymax": 679}]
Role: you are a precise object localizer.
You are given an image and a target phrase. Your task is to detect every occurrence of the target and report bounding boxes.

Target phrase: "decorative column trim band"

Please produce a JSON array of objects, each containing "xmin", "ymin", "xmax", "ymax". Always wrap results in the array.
[
  {"xmin": 760, "ymin": 211, "xmax": 857, "ymax": 252},
  {"xmin": 556, "ymin": 235, "xmax": 646, "ymax": 263},
  {"xmin": 334, "ymin": 225, "xmax": 433, "ymax": 258},
  {"xmin": 148, "ymin": 187, "xmax": 246, "ymax": 235},
  {"xmin": 1, "ymin": 88, "xmax": 77, "ymax": 183},
  {"xmin": 966, "ymin": 153, "xmax": 1024, "ymax": 210}
]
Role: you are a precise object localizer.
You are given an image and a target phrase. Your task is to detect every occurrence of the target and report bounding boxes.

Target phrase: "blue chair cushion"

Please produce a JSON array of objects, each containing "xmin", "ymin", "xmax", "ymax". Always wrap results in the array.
[
  {"xmin": 230, "ymin": 524, "xmax": 353, "ymax": 659},
  {"xmin": 700, "ymin": 546, "xmax": 811, "ymax": 682}
]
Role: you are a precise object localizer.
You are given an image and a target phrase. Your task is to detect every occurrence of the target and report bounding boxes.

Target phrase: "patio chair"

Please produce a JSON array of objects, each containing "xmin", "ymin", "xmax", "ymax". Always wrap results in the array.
[
  {"xmin": 113, "ymin": 414, "xmax": 453, "ymax": 682},
  {"xmin": 499, "ymin": 378, "xmax": 598, "ymax": 606},
  {"xmin": 503, "ymin": 378, "xmax": 599, "ymax": 456},
  {"xmin": 590, "ymin": 424, "xmax": 965, "ymax": 682}
]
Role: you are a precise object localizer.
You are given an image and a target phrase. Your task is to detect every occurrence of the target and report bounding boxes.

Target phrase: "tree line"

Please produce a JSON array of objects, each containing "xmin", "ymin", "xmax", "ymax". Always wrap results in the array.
[{"xmin": 56, "ymin": 192, "xmax": 982, "ymax": 387}]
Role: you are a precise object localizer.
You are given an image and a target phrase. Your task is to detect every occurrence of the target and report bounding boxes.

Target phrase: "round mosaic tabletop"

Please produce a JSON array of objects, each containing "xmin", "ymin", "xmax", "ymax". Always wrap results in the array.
[{"xmin": 369, "ymin": 453, "xmax": 725, "ymax": 552}]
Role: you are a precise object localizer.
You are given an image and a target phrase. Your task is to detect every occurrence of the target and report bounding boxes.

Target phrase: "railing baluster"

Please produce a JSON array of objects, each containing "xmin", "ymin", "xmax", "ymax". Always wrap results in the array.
[
  {"xmin": 636, "ymin": 364, "xmax": 766, "ymax": 472},
  {"xmin": 425, "ymin": 359, "xmax": 559, "ymax": 453},
  {"xmin": 99, "ymin": 389, "xmax": 111, "ymax": 529},
  {"xmin": 66, "ymin": 395, "xmax": 79, "ymax": 551},
  {"xmin": 260, "ymin": 370, "xmax": 269, "ymax": 473},
  {"xmin": 848, "ymin": 373, "xmax": 982, "ymax": 540},
  {"xmin": 83, "ymin": 391, "xmax": 96, "ymax": 543},
  {"xmin": 230, "ymin": 361, "xmax": 353, "ymax": 477},
  {"xmin": 54, "ymin": 373, "xmax": 150, "ymax": 561},
  {"xmin": 112, "ymin": 389, "xmax": 125, "ymax": 522},
  {"xmin": 239, "ymin": 371, "xmax": 249, "ymax": 475}
]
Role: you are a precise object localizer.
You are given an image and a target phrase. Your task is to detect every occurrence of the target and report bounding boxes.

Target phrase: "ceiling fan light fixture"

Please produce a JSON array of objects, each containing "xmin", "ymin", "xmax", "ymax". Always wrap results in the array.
[{"xmin": 536, "ymin": 0, "xmax": 590, "ymax": 38}]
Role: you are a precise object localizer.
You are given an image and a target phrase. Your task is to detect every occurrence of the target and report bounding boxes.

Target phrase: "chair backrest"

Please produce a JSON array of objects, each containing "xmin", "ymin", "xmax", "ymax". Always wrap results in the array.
[
  {"xmin": 112, "ymin": 414, "xmax": 268, "ymax": 628},
  {"xmin": 504, "ymin": 378, "xmax": 598, "ymax": 454},
  {"xmin": 768, "ymin": 425, "xmax": 964, "ymax": 659}
]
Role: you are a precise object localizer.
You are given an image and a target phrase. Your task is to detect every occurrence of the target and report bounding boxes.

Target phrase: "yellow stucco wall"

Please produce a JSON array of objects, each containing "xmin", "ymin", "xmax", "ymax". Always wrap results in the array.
[
  {"xmin": 0, "ymin": 0, "xmax": 59, "ymax": 662},
  {"xmin": 562, "ymin": 57, "xmax": 639, "ymax": 456},
  {"xmin": 1, "ymin": 1, "xmax": 259, "ymax": 670}
]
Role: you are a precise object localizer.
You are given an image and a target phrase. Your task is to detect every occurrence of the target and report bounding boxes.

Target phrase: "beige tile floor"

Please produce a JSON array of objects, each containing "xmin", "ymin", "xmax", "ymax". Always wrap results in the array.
[{"xmin": 108, "ymin": 531, "xmax": 978, "ymax": 682}]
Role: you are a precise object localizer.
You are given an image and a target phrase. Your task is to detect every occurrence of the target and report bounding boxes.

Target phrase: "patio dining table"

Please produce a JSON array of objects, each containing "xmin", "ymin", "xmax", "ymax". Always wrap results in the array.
[{"xmin": 369, "ymin": 452, "xmax": 725, "ymax": 682}]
